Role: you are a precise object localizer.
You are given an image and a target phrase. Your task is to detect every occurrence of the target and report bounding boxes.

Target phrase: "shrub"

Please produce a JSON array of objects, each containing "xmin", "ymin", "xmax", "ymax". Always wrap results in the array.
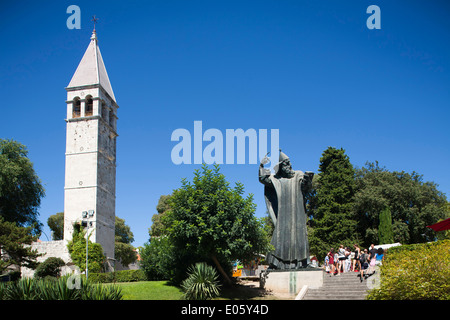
[
  {"xmin": 367, "ymin": 240, "xmax": 450, "ymax": 300},
  {"xmin": 139, "ymin": 236, "xmax": 183, "ymax": 282},
  {"xmin": 87, "ymin": 272, "xmax": 114, "ymax": 283},
  {"xmin": 115, "ymin": 269, "xmax": 146, "ymax": 282},
  {"xmin": 35, "ymin": 257, "xmax": 65, "ymax": 279},
  {"xmin": 88, "ymin": 269, "xmax": 146, "ymax": 283},
  {"xmin": 181, "ymin": 263, "xmax": 221, "ymax": 300},
  {"xmin": 67, "ymin": 223, "xmax": 105, "ymax": 274}
]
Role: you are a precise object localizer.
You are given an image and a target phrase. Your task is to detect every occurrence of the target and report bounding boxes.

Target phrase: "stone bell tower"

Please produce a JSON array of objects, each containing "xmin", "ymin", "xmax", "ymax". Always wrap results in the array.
[{"xmin": 63, "ymin": 29, "xmax": 118, "ymax": 261}]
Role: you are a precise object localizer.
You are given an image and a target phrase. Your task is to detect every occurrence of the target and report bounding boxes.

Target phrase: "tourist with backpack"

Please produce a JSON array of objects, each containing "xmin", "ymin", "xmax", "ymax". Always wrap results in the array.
[{"xmin": 359, "ymin": 248, "xmax": 369, "ymax": 282}]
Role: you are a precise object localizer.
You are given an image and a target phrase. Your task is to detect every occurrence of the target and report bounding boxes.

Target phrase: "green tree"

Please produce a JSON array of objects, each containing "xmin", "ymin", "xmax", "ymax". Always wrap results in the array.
[
  {"xmin": 139, "ymin": 236, "xmax": 181, "ymax": 281},
  {"xmin": 165, "ymin": 164, "xmax": 271, "ymax": 285},
  {"xmin": 353, "ymin": 161, "xmax": 448, "ymax": 246},
  {"xmin": 310, "ymin": 147, "xmax": 357, "ymax": 259},
  {"xmin": 114, "ymin": 216, "xmax": 137, "ymax": 267},
  {"xmin": 47, "ymin": 212, "xmax": 64, "ymax": 240},
  {"xmin": 378, "ymin": 206, "xmax": 394, "ymax": 244},
  {"xmin": 0, "ymin": 217, "xmax": 42, "ymax": 273},
  {"xmin": 67, "ymin": 223, "xmax": 105, "ymax": 274},
  {"xmin": 114, "ymin": 242, "xmax": 137, "ymax": 267},
  {"xmin": 0, "ymin": 139, "xmax": 45, "ymax": 235},
  {"xmin": 115, "ymin": 216, "xmax": 134, "ymax": 244},
  {"xmin": 149, "ymin": 195, "xmax": 172, "ymax": 238}
]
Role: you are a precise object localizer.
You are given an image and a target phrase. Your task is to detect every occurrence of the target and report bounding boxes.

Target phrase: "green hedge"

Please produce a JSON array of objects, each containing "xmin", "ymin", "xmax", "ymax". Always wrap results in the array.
[
  {"xmin": 88, "ymin": 269, "xmax": 146, "ymax": 283},
  {"xmin": 367, "ymin": 240, "xmax": 450, "ymax": 300},
  {"xmin": 387, "ymin": 240, "xmax": 445, "ymax": 254}
]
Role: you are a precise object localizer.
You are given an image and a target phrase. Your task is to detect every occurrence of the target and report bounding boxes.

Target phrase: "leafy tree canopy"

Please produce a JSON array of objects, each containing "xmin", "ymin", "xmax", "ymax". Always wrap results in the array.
[
  {"xmin": 353, "ymin": 161, "xmax": 448, "ymax": 246},
  {"xmin": 47, "ymin": 212, "xmax": 64, "ymax": 240},
  {"xmin": 0, "ymin": 139, "xmax": 45, "ymax": 235},
  {"xmin": 164, "ymin": 164, "xmax": 271, "ymax": 284}
]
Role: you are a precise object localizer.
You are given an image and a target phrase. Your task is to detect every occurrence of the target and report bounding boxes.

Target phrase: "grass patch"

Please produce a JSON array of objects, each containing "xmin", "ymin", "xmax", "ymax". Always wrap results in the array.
[
  {"xmin": 109, "ymin": 280, "xmax": 276, "ymax": 300},
  {"xmin": 112, "ymin": 281, "xmax": 184, "ymax": 300}
]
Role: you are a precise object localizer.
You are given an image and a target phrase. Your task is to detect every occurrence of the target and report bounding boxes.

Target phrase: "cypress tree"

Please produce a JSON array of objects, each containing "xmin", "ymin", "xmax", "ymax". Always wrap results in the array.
[
  {"xmin": 311, "ymin": 147, "xmax": 357, "ymax": 258},
  {"xmin": 378, "ymin": 206, "xmax": 394, "ymax": 244}
]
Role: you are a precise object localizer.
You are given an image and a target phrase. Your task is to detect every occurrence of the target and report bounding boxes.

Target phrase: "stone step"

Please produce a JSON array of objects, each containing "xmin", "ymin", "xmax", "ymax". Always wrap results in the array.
[
  {"xmin": 323, "ymin": 275, "xmax": 368, "ymax": 282},
  {"xmin": 303, "ymin": 295, "xmax": 367, "ymax": 300},
  {"xmin": 301, "ymin": 271, "xmax": 371, "ymax": 300},
  {"xmin": 316, "ymin": 285, "xmax": 368, "ymax": 290},
  {"xmin": 323, "ymin": 278, "xmax": 367, "ymax": 285},
  {"xmin": 306, "ymin": 288, "xmax": 368, "ymax": 294},
  {"xmin": 303, "ymin": 290, "xmax": 368, "ymax": 299}
]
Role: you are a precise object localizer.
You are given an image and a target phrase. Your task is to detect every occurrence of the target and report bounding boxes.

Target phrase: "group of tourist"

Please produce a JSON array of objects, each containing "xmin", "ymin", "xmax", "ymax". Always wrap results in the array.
[{"xmin": 324, "ymin": 244, "xmax": 385, "ymax": 281}]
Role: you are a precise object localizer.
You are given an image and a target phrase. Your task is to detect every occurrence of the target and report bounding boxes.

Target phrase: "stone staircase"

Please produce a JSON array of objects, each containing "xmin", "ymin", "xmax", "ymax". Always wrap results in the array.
[{"xmin": 302, "ymin": 271, "xmax": 370, "ymax": 300}]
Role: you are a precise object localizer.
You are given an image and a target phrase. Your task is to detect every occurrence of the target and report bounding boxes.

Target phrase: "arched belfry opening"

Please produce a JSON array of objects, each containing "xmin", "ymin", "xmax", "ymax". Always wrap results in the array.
[
  {"xmin": 72, "ymin": 97, "xmax": 81, "ymax": 118},
  {"xmin": 85, "ymin": 95, "xmax": 93, "ymax": 116}
]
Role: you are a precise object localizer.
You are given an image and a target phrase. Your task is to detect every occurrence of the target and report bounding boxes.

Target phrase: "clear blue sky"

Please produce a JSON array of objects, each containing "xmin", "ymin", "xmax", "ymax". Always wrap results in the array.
[{"xmin": 1, "ymin": 1, "xmax": 449, "ymax": 247}]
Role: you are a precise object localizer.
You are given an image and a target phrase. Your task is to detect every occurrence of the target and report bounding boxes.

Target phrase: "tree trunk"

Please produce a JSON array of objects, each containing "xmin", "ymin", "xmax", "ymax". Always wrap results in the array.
[{"xmin": 211, "ymin": 254, "xmax": 232, "ymax": 286}]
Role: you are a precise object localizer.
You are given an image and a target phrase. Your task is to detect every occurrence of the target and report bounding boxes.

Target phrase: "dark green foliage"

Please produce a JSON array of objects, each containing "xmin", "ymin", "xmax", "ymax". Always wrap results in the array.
[
  {"xmin": 353, "ymin": 162, "xmax": 448, "ymax": 247},
  {"xmin": 0, "ymin": 139, "xmax": 45, "ymax": 235},
  {"xmin": 114, "ymin": 242, "xmax": 137, "ymax": 267},
  {"xmin": 140, "ymin": 236, "xmax": 178, "ymax": 281},
  {"xmin": 308, "ymin": 147, "xmax": 448, "ymax": 261},
  {"xmin": 67, "ymin": 223, "xmax": 105, "ymax": 274},
  {"xmin": 181, "ymin": 262, "xmax": 221, "ymax": 300},
  {"xmin": 310, "ymin": 147, "xmax": 357, "ymax": 259},
  {"xmin": 0, "ymin": 217, "xmax": 41, "ymax": 272},
  {"xmin": 34, "ymin": 257, "xmax": 65, "ymax": 279},
  {"xmin": 378, "ymin": 207, "xmax": 394, "ymax": 245},
  {"xmin": 88, "ymin": 269, "xmax": 146, "ymax": 283}
]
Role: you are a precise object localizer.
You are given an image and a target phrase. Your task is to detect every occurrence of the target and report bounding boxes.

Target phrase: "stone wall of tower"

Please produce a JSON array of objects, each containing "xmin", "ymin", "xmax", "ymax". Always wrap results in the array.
[
  {"xmin": 95, "ymin": 116, "xmax": 117, "ymax": 259},
  {"xmin": 63, "ymin": 88, "xmax": 117, "ymax": 261},
  {"xmin": 63, "ymin": 115, "xmax": 99, "ymax": 245}
]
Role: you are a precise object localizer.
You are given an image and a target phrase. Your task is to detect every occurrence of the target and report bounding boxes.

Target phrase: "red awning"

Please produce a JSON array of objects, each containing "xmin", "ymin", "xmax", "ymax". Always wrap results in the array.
[{"xmin": 427, "ymin": 217, "xmax": 450, "ymax": 232}]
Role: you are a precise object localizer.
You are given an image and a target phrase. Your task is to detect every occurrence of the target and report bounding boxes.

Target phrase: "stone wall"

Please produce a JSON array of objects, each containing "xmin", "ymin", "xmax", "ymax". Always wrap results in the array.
[
  {"xmin": 20, "ymin": 240, "xmax": 138, "ymax": 277},
  {"xmin": 21, "ymin": 240, "xmax": 74, "ymax": 278}
]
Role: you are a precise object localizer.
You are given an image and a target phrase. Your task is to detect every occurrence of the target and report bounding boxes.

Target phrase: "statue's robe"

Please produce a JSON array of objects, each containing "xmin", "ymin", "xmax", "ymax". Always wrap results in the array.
[{"xmin": 259, "ymin": 167, "xmax": 311, "ymax": 269}]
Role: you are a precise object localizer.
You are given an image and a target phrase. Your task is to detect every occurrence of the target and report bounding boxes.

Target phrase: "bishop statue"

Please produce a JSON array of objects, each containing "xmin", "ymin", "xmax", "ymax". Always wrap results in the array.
[{"xmin": 259, "ymin": 150, "xmax": 314, "ymax": 269}]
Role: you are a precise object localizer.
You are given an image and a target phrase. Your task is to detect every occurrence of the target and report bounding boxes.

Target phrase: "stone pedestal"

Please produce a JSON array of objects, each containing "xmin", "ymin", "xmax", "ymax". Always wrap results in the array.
[{"xmin": 260, "ymin": 269, "xmax": 323, "ymax": 296}]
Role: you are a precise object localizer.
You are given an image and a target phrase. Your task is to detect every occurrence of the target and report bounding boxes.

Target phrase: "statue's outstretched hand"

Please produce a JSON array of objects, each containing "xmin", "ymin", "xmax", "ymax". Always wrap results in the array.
[{"xmin": 260, "ymin": 155, "xmax": 270, "ymax": 166}]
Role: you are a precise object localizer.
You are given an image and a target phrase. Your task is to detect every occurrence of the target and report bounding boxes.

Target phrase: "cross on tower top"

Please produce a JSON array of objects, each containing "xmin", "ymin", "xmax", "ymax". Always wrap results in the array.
[{"xmin": 91, "ymin": 15, "xmax": 99, "ymax": 32}]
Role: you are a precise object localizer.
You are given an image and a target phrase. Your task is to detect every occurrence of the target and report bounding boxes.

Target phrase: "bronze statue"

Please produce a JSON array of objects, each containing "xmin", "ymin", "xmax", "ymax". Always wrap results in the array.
[{"xmin": 259, "ymin": 150, "xmax": 314, "ymax": 269}]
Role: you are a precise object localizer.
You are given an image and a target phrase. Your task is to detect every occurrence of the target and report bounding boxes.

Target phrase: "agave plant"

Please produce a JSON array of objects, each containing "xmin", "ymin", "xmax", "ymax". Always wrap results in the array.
[
  {"xmin": 0, "ymin": 276, "xmax": 122, "ymax": 300},
  {"xmin": 2, "ymin": 278, "xmax": 41, "ymax": 300},
  {"xmin": 181, "ymin": 262, "xmax": 221, "ymax": 300},
  {"xmin": 82, "ymin": 282, "xmax": 123, "ymax": 300}
]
